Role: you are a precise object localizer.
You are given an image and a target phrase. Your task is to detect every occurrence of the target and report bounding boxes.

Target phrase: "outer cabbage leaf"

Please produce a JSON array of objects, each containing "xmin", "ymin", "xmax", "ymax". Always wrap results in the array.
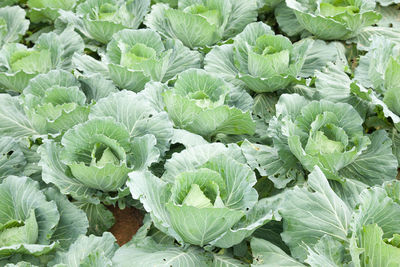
[
  {"xmin": 279, "ymin": 167, "xmax": 351, "ymax": 261},
  {"xmin": 113, "ymin": 215, "xmax": 249, "ymax": 266},
  {"xmin": 313, "ymin": 62, "xmax": 369, "ymax": 119},
  {"xmin": 0, "ymin": 6, "xmax": 29, "ymax": 46},
  {"xmin": 360, "ymin": 224, "xmax": 400, "ymax": 266},
  {"xmin": 0, "ymin": 137, "xmax": 27, "ymax": 180},
  {"xmin": 0, "ymin": 94, "xmax": 42, "ymax": 139},
  {"xmin": 112, "ymin": 237, "xmax": 213, "ymax": 267},
  {"xmin": 376, "ymin": 4, "xmax": 400, "ymax": 28},
  {"xmin": 354, "ymin": 26, "xmax": 400, "ymax": 51},
  {"xmin": 5, "ymin": 262, "xmax": 38, "ymax": 267},
  {"xmin": 274, "ymin": 2, "xmax": 305, "ymax": 37},
  {"xmin": 351, "ymin": 184, "xmax": 400, "ymax": 240},
  {"xmin": 339, "ymin": 130, "xmax": 398, "ymax": 186},
  {"xmin": 240, "ymin": 140, "xmax": 304, "ymax": 189},
  {"xmin": 44, "ymin": 188, "xmax": 89, "ymax": 248},
  {"xmin": 257, "ymin": 0, "xmax": 283, "ymax": 12},
  {"xmin": 251, "ymin": 238, "xmax": 304, "ymax": 267},
  {"xmin": 74, "ymin": 201, "xmax": 115, "ymax": 236},
  {"xmin": 77, "ymin": 73, "xmax": 118, "ymax": 102},
  {"xmin": 304, "ymin": 235, "xmax": 347, "ymax": 267}
]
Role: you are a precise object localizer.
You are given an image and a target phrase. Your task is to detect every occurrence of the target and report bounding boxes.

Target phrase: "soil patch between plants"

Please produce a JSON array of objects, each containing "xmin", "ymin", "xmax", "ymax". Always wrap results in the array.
[{"xmin": 108, "ymin": 206, "xmax": 144, "ymax": 246}]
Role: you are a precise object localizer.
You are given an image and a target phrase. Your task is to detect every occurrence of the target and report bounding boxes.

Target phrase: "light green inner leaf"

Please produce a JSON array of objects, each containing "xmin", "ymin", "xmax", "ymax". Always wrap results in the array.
[
  {"xmin": 97, "ymin": 3, "xmax": 118, "ymax": 21},
  {"xmin": 253, "ymin": 35, "xmax": 292, "ymax": 55},
  {"xmin": 10, "ymin": 49, "xmax": 52, "ymax": 73},
  {"xmin": 185, "ymin": 4, "xmax": 221, "ymax": 26},
  {"xmin": 120, "ymin": 43, "xmax": 157, "ymax": 68},
  {"xmin": 91, "ymin": 143, "xmax": 121, "ymax": 167},
  {"xmin": 182, "ymin": 183, "xmax": 213, "ymax": 208},
  {"xmin": 35, "ymin": 102, "xmax": 77, "ymax": 121},
  {"xmin": 249, "ymin": 35, "xmax": 292, "ymax": 77},
  {"xmin": 319, "ymin": 1, "xmax": 359, "ymax": 17},
  {"xmin": 0, "ymin": 209, "xmax": 39, "ymax": 246},
  {"xmin": 65, "ymin": 133, "xmax": 127, "ymax": 166},
  {"xmin": 172, "ymin": 169, "xmax": 227, "ymax": 206},
  {"xmin": 306, "ymin": 131, "xmax": 345, "ymax": 155}
]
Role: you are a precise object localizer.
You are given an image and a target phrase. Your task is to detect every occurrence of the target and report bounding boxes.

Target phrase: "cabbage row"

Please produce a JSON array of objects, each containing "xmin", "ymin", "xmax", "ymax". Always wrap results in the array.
[{"xmin": 1, "ymin": 0, "xmax": 400, "ymax": 266}]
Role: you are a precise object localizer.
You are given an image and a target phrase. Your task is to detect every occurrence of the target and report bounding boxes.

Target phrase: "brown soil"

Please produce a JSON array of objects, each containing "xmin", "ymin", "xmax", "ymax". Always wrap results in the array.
[{"xmin": 107, "ymin": 206, "xmax": 144, "ymax": 246}]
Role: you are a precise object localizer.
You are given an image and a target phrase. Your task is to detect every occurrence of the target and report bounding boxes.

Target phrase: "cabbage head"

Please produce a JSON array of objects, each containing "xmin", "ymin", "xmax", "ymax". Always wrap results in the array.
[
  {"xmin": 22, "ymin": 70, "xmax": 90, "ymax": 135},
  {"xmin": 129, "ymin": 143, "xmax": 278, "ymax": 248},
  {"xmin": 73, "ymin": 28, "xmax": 201, "ymax": 92},
  {"xmin": 162, "ymin": 69, "xmax": 255, "ymax": 140},
  {"xmin": 205, "ymin": 22, "xmax": 315, "ymax": 93},
  {"xmin": 269, "ymin": 94, "xmax": 371, "ymax": 174}
]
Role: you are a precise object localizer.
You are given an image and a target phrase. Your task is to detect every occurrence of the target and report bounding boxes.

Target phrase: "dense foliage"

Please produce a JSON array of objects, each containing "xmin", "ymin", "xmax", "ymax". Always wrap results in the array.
[{"xmin": 1, "ymin": 0, "xmax": 400, "ymax": 266}]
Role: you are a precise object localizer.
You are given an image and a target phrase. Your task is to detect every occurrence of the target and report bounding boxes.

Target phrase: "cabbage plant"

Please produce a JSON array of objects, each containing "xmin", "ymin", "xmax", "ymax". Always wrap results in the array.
[
  {"xmin": 22, "ymin": 70, "xmax": 90, "ymax": 135},
  {"xmin": 72, "ymin": 0, "xmax": 150, "ymax": 44},
  {"xmin": 161, "ymin": 69, "xmax": 255, "ymax": 140},
  {"xmin": 0, "ymin": 176, "xmax": 88, "ymax": 260},
  {"xmin": 205, "ymin": 22, "xmax": 325, "ymax": 93},
  {"xmin": 129, "ymin": 143, "xmax": 278, "ymax": 248},
  {"xmin": 145, "ymin": 0, "xmax": 258, "ymax": 49},
  {"xmin": 0, "ymin": 28, "xmax": 84, "ymax": 93},
  {"xmin": 285, "ymin": 0, "xmax": 381, "ymax": 40},
  {"xmin": 73, "ymin": 28, "xmax": 201, "ymax": 92},
  {"xmin": 39, "ymin": 90, "xmax": 173, "ymax": 201},
  {"xmin": 268, "ymin": 93, "xmax": 398, "ymax": 186}
]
